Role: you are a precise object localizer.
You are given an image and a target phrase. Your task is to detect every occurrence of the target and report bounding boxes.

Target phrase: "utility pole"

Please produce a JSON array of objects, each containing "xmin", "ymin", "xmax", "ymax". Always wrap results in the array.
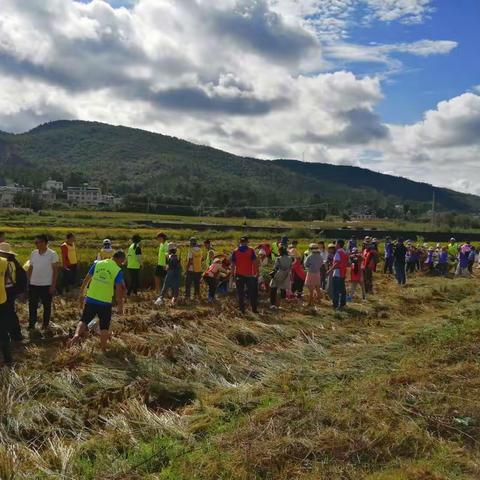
[{"xmin": 431, "ymin": 189, "xmax": 436, "ymax": 228}]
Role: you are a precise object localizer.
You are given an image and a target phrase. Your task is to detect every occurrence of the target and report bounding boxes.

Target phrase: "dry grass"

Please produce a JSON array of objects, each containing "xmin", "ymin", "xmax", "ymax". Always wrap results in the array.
[{"xmin": 0, "ymin": 265, "xmax": 479, "ymax": 478}]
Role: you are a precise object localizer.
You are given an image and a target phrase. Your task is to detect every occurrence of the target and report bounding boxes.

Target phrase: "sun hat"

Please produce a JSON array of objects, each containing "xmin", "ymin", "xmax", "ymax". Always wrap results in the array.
[
  {"xmin": 328, "ymin": 243, "xmax": 336, "ymax": 249},
  {"xmin": 167, "ymin": 242, "xmax": 177, "ymax": 250},
  {"xmin": 103, "ymin": 238, "xmax": 112, "ymax": 246},
  {"xmin": 309, "ymin": 243, "xmax": 319, "ymax": 250},
  {"xmin": 0, "ymin": 243, "xmax": 17, "ymax": 256}
]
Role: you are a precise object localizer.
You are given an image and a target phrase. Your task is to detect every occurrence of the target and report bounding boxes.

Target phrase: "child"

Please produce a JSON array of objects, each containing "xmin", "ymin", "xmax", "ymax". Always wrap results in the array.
[
  {"xmin": 155, "ymin": 243, "xmax": 181, "ymax": 306},
  {"xmin": 349, "ymin": 248, "xmax": 365, "ymax": 300},
  {"xmin": 291, "ymin": 256, "xmax": 306, "ymax": 299},
  {"xmin": 304, "ymin": 243, "xmax": 323, "ymax": 306},
  {"xmin": 203, "ymin": 257, "xmax": 229, "ymax": 302},
  {"xmin": 437, "ymin": 246, "xmax": 449, "ymax": 277},
  {"xmin": 424, "ymin": 247, "xmax": 435, "ymax": 273}
]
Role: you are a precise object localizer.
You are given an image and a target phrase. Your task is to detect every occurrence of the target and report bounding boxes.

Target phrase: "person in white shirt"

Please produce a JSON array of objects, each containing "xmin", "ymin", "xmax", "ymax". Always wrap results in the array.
[{"xmin": 27, "ymin": 234, "xmax": 59, "ymax": 330}]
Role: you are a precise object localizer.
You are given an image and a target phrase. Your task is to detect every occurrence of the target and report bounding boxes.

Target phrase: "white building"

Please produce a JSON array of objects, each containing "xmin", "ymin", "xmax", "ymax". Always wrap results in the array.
[
  {"xmin": 0, "ymin": 186, "xmax": 18, "ymax": 207},
  {"xmin": 42, "ymin": 179, "xmax": 64, "ymax": 192},
  {"xmin": 67, "ymin": 184, "xmax": 103, "ymax": 206}
]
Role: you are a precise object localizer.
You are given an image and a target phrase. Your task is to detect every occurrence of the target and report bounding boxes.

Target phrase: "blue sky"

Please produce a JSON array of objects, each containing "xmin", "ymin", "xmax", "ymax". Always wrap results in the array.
[
  {"xmin": 360, "ymin": 0, "xmax": 480, "ymax": 123},
  {"xmin": 1, "ymin": 0, "xmax": 479, "ymax": 193}
]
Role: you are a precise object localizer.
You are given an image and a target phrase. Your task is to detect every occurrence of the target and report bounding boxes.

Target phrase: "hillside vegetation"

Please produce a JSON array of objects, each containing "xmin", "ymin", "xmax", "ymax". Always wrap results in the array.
[{"xmin": 1, "ymin": 120, "xmax": 479, "ymax": 214}]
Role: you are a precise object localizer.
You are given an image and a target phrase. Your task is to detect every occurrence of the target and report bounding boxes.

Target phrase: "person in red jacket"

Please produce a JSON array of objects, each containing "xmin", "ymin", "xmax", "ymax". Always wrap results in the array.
[
  {"xmin": 291, "ymin": 256, "xmax": 306, "ymax": 298},
  {"xmin": 349, "ymin": 248, "xmax": 366, "ymax": 300},
  {"xmin": 231, "ymin": 237, "xmax": 259, "ymax": 314},
  {"xmin": 362, "ymin": 242, "xmax": 376, "ymax": 294}
]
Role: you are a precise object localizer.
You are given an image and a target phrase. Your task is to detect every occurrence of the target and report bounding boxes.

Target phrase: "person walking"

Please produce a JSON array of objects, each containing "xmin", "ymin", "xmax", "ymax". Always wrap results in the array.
[
  {"xmin": 269, "ymin": 247, "xmax": 293, "ymax": 309},
  {"xmin": 126, "ymin": 235, "xmax": 142, "ymax": 296},
  {"xmin": 304, "ymin": 243, "xmax": 323, "ymax": 307},
  {"xmin": 0, "ymin": 243, "xmax": 26, "ymax": 341},
  {"xmin": 383, "ymin": 237, "xmax": 394, "ymax": 274},
  {"xmin": 27, "ymin": 234, "xmax": 59, "ymax": 330},
  {"xmin": 60, "ymin": 233, "xmax": 78, "ymax": 294},
  {"xmin": 155, "ymin": 233, "xmax": 168, "ymax": 294},
  {"xmin": 185, "ymin": 237, "xmax": 203, "ymax": 301},
  {"xmin": 393, "ymin": 238, "xmax": 407, "ymax": 285},
  {"xmin": 231, "ymin": 237, "xmax": 258, "ymax": 314},
  {"xmin": 70, "ymin": 250, "xmax": 126, "ymax": 351},
  {"xmin": 156, "ymin": 243, "xmax": 182, "ymax": 306}
]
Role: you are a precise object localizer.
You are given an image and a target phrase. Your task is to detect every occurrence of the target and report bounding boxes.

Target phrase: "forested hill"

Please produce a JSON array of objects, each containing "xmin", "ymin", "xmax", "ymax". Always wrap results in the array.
[{"xmin": 1, "ymin": 120, "xmax": 479, "ymax": 214}]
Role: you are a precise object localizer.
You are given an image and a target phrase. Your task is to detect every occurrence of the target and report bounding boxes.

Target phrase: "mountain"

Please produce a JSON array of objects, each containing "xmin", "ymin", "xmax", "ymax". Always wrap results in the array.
[{"xmin": 1, "ymin": 120, "xmax": 479, "ymax": 215}]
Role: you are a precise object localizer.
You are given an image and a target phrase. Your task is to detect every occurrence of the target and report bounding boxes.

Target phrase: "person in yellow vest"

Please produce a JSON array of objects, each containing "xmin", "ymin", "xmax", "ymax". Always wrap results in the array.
[
  {"xmin": 0, "ymin": 243, "xmax": 26, "ymax": 342},
  {"xmin": 60, "ymin": 233, "xmax": 78, "ymax": 294},
  {"xmin": 448, "ymin": 237, "xmax": 459, "ymax": 271},
  {"xmin": 155, "ymin": 232, "xmax": 168, "ymax": 294},
  {"xmin": 126, "ymin": 234, "xmax": 142, "ymax": 296},
  {"xmin": 203, "ymin": 239, "xmax": 215, "ymax": 268},
  {"xmin": 97, "ymin": 239, "xmax": 114, "ymax": 261},
  {"xmin": 70, "ymin": 250, "xmax": 126, "ymax": 351},
  {"xmin": 185, "ymin": 237, "xmax": 203, "ymax": 301},
  {"xmin": 0, "ymin": 254, "xmax": 12, "ymax": 365}
]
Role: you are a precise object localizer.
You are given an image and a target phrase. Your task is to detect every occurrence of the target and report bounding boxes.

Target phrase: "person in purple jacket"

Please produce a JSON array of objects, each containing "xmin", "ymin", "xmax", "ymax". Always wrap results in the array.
[
  {"xmin": 455, "ymin": 244, "xmax": 471, "ymax": 277},
  {"xmin": 383, "ymin": 236, "xmax": 394, "ymax": 274}
]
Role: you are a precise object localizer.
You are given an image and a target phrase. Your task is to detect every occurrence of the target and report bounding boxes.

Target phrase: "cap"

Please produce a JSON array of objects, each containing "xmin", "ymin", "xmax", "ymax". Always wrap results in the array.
[
  {"xmin": 240, "ymin": 236, "xmax": 249, "ymax": 243},
  {"xmin": 309, "ymin": 243, "xmax": 319, "ymax": 250},
  {"xmin": 167, "ymin": 242, "xmax": 177, "ymax": 250},
  {"xmin": 103, "ymin": 238, "xmax": 112, "ymax": 246}
]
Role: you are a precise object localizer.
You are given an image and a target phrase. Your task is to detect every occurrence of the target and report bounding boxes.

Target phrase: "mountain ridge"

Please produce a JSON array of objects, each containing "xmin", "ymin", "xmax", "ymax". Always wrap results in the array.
[{"xmin": 0, "ymin": 119, "xmax": 478, "ymax": 214}]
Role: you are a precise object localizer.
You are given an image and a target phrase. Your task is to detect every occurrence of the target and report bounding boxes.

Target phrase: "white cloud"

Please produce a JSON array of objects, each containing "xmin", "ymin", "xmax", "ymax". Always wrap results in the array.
[{"xmin": 0, "ymin": 0, "xmax": 474, "ymax": 194}]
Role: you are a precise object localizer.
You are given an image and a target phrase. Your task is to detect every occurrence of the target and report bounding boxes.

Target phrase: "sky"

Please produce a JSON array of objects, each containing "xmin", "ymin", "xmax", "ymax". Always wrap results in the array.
[{"xmin": 0, "ymin": 0, "xmax": 479, "ymax": 194}]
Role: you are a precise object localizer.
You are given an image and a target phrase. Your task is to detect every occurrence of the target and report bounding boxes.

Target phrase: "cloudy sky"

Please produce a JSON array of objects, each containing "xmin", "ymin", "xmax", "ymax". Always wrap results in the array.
[{"xmin": 1, "ymin": 0, "xmax": 479, "ymax": 193}]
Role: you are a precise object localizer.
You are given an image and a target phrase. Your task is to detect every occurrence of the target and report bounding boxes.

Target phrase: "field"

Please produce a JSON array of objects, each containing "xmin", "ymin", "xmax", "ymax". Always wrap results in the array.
[{"xmin": 1, "ymin": 210, "xmax": 480, "ymax": 479}]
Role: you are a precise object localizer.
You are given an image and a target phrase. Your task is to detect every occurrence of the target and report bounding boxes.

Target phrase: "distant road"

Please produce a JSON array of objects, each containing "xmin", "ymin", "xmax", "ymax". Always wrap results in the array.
[{"xmin": 134, "ymin": 220, "xmax": 479, "ymax": 242}]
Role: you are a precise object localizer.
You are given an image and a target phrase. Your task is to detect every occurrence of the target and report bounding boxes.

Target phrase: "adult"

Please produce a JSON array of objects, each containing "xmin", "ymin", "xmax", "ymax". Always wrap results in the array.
[
  {"xmin": 231, "ymin": 236, "xmax": 258, "ymax": 314},
  {"xmin": 318, "ymin": 241, "xmax": 327, "ymax": 290},
  {"xmin": 383, "ymin": 236, "xmax": 394, "ymax": 274},
  {"xmin": 0, "ymin": 243, "xmax": 26, "ymax": 341},
  {"xmin": 185, "ymin": 237, "xmax": 203, "ymax": 301},
  {"xmin": 304, "ymin": 243, "xmax": 323, "ymax": 307},
  {"xmin": 347, "ymin": 236, "xmax": 357, "ymax": 254},
  {"xmin": 97, "ymin": 239, "xmax": 114, "ymax": 261},
  {"xmin": 269, "ymin": 247, "xmax": 293, "ymax": 309},
  {"xmin": 362, "ymin": 242, "xmax": 375, "ymax": 295},
  {"xmin": 28, "ymin": 234, "xmax": 59, "ymax": 330},
  {"xmin": 393, "ymin": 238, "xmax": 407, "ymax": 285},
  {"xmin": 0, "ymin": 254, "xmax": 12, "ymax": 365},
  {"xmin": 155, "ymin": 232, "xmax": 168, "ymax": 294},
  {"xmin": 71, "ymin": 250, "xmax": 126, "ymax": 351},
  {"xmin": 60, "ymin": 233, "xmax": 78, "ymax": 294},
  {"xmin": 126, "ymin": 234, "xmax": 142, "ymax": 296},
  {"xmin": 204, "ymin": 240, "xmax": 216, "ymax": 268},
  {"xmin": 330, "ymin": 239, "xmax": 349, "ymax": 310}
]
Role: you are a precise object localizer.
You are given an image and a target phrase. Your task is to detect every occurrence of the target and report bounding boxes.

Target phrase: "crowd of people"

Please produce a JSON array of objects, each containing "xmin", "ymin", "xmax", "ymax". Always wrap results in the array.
[{"xmin": 0, "ymin": 230, "xmax": 477, "ymax": 365}]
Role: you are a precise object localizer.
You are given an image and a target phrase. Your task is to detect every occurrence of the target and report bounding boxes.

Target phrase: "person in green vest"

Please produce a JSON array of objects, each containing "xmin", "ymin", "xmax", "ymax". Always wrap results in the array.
[
  {"xmin": 203, "ymin": 239, "xmax": 215, "ymax": 268},
  {"xmin": 155, "ymin": 232, "xmax": 168, "ymax": 294},
  {"xmin": 126, "ymin": 234, "xmax": 142, "ymax": 296},
  {"xmin": 70, "ymin": 250, "xmax": 126, "ymax": 351}
]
